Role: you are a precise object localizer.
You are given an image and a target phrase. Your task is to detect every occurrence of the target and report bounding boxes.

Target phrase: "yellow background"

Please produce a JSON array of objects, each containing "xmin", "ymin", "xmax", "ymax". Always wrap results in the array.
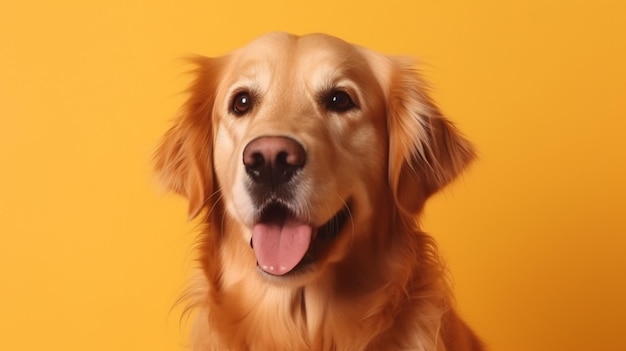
[{"xmin": 1, "ymin": 1, "xmax": 625, "ymax": 350}]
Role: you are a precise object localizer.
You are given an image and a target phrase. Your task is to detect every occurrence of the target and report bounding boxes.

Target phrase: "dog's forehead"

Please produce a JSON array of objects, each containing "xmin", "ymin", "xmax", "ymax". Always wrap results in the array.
[
  {"xmin": 224, "ymin": 32, "xmax": 379, "ymax": 94},
  {"xmin": 238, "ymin": 32, "xmax": 355, "ymax": 58}
]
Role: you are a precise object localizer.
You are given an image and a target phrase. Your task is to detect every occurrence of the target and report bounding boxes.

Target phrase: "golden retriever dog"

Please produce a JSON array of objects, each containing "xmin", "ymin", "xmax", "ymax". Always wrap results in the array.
[{"xmin": 155, "ymin": 32, "xmax": 484, "ymax": 351}]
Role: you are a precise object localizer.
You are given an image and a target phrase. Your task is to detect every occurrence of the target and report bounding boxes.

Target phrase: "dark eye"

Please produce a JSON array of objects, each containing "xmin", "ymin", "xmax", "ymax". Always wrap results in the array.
[
  {"xmin": 324, "ymin": 90, "xmax": 356, "ymax": 112},
  {"xmin": 232, "ymin": 92, "xmax": 253, "ymax": 115}
]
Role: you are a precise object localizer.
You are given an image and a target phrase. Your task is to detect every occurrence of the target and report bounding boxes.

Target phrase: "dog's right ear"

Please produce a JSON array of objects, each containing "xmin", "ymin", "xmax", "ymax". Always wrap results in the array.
[{"xmin": 154, "ymin": 57, "xmax": 223, "ymax": 219}]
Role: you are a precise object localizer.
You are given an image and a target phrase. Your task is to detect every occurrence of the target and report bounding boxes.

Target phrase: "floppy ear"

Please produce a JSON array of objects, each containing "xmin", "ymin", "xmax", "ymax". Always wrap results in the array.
[
  {"xmin": 387, "ymin": 58, "xmax": 476, "ymax": 217},
  {"xmin": 154, "ymin": 57, "xmax": 223, "ymax": 219}
]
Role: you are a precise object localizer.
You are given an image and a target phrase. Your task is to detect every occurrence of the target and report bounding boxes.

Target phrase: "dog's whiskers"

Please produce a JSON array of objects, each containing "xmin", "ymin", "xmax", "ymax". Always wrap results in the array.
[{"xmin": 205, "ymin": 189, "xmax": 223, "ymax": 218}]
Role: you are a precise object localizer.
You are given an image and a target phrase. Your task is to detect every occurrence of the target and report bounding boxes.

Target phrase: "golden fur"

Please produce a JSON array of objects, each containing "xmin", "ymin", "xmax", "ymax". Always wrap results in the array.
[{"xmin": 155, "ymin": 32, "xmax": 484, "ymax": 351}]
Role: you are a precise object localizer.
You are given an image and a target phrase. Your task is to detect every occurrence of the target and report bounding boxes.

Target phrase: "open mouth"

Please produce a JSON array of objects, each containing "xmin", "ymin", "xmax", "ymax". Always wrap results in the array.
[{"xmin": 250, "ymin": 201, "xmax": 351, "ymax": 276}]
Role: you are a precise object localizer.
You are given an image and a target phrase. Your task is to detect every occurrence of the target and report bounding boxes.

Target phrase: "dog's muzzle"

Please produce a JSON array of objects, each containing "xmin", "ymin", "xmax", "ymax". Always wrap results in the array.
[{"xmin": 243, "ymin": 136, "xmax": 351, "ymax": 276}]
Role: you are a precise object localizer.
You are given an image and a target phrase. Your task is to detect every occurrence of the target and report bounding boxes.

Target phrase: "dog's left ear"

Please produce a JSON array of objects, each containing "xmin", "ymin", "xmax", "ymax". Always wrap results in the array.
[{"xmin": 387, "ymin": 58, "xmax": 476, "ymax": 217}]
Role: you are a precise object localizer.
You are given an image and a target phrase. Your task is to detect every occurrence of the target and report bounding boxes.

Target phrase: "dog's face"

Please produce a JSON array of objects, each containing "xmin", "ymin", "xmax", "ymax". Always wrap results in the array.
[
  {"xmin": 213, "ymin": 33, "xmax": 390, "ymax": 282},
  {"xmin": 156, "ymin": 32, "xmax": 474, "ymax": 286}
]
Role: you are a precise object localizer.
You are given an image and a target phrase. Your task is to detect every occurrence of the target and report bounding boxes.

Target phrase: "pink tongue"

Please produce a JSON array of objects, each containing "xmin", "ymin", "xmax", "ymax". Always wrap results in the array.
[{"xmin": 252, "ymin": 218, "xmax": 312, "ymax": 275}]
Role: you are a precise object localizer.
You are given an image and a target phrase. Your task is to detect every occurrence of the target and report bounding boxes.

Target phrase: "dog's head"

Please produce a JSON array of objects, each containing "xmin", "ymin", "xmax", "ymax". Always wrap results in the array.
[{"xmin": 155, "ymin": 32, "xmax": 474, "ymax": 286}]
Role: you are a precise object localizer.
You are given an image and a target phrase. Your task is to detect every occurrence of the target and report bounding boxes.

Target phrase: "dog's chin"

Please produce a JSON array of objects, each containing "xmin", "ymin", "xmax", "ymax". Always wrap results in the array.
[{"xmin": 249, "ymin": 200, "xmax": 352, "ymax": 286}]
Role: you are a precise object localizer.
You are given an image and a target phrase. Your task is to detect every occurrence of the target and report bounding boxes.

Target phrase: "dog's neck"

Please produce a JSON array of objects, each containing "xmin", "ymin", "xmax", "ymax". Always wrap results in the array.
[{"xmin": 193, "ymin": 207, "xmax": 449, "ymax": 350}]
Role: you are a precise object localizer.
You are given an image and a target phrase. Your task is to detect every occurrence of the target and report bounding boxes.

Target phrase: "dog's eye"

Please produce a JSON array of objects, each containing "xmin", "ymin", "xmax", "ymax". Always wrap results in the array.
[
  {"xmin": 324, "ymin": 90, "xmax": 356, "ymax": 113},
  {"xmin": 232, "ymin": 92, "xmax": 253, "ymax": 115}
]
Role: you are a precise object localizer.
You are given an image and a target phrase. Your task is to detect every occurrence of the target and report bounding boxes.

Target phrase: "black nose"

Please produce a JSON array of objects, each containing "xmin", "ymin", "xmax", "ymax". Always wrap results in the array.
[{"xmin": 243, "ymin": 136, "xmax": 306, "ymax": 187}]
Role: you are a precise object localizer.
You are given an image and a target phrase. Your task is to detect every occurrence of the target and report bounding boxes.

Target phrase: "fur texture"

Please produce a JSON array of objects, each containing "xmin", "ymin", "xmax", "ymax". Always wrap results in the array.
[{"xmin": 155, "ymin": 32, "xmax": 484, "ymax": 351}]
